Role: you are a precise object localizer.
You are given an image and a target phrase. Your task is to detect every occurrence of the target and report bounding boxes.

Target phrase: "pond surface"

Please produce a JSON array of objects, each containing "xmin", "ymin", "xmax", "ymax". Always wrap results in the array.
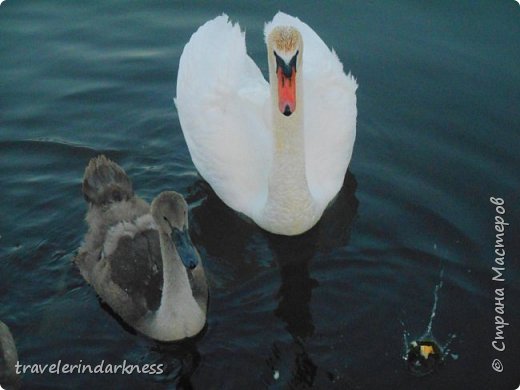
[{"xmin": 0, "ymin": 1, "xmax": 519, "ymax": 389}]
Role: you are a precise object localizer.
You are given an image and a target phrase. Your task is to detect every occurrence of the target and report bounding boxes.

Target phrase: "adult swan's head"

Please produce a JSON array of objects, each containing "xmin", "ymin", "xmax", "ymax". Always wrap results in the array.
[
  {"xmin": 266, "ymin": 26, "xmax": 302, "ymax": 117},
  {"xmin": 176, "ymin": 13, "xmax": 357, "ymax": 235}
]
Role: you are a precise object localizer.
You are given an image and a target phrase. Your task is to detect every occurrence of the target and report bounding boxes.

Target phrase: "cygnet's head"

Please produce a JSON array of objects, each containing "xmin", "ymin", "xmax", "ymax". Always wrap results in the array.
[
  {"xmin": 151, "ymin": 191, "xmax": 188, "ymax": 234},
  {"xmin": 151, "ymin": 191, "xmax": 198, "ymax": 270}
]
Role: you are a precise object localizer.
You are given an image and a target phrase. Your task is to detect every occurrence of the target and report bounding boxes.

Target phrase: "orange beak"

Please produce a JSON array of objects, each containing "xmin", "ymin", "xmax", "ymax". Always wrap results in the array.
[
  {"xmin": 274, "ymin": 50, "xmax": 299, "ymax": 117},
  {"xmin": 276, "ymin": 68, "xmax": 296, "ymax": 116},
  {"xmin": 277, "ymin": 67, "xmax": 296, "ymax": 116}
]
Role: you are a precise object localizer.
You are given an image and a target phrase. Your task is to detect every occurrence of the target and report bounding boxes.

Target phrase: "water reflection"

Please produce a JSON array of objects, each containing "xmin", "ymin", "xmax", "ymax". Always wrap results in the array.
[
  {"xmin": 148, "ymin": 339, "xmax": 202, "ymax": 389},
  {"xmin": 188, "ymin": 180, "xmax": 272, "ymax": 281},
  {"xmin": 98, "ymin": 298, "xmax": 204, "ymax": 389},
  {"xmin": 266, "ymin": 172, "xmax": 358, "ymax": 388},
  {"xmin": 271, "ymin": 235, "xmax": 318, "ymax": 340},
  {"xmin": 189, "ymin": 171, "xmax": 358, "ymax": 388}
]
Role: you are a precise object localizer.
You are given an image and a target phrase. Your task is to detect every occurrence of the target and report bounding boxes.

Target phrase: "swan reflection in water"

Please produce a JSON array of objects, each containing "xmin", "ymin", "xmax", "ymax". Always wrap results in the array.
[{"xmin": 189, "ymin": 171, "xmax": 358, "ymax": 388}]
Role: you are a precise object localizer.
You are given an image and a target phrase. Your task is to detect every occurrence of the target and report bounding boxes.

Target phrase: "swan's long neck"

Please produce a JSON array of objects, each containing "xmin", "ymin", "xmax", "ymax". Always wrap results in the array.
[
  {"xmin": 268, "ymin": 101, "xmax": 312, "ymax": 205},
  {"xmin": 141, "ymin": 230, "xmax": 204, "ymax": 341},
  {"xmin": 260, "ymin": 46, "xmax": 319, "ymax": 235}
]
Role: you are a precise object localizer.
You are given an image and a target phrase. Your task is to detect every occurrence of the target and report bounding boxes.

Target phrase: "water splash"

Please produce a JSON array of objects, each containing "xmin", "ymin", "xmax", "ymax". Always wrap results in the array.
[
  {"xmin": 401, "ymin": 263, "xmax": 457, "ymax": 374},
  {"xmin": 424, "ymin": 267, "xmax": 444, "ymax": 338}
]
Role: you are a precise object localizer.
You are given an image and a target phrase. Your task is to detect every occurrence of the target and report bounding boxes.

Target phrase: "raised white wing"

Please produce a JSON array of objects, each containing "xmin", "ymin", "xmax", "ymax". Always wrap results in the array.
[
  {"xmin": 175, "ymin": 15, "xmax": 272, "ymax": 216},
  {"xmin": 266, "ymin": 13, "xmax": 358, "ymax": 210}
]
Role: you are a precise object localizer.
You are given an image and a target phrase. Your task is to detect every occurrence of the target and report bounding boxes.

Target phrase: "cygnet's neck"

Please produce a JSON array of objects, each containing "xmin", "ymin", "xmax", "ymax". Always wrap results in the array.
[
  {"xmin": 138, "ymin": 229, "xmax": 204, "ymax": 341},
  {"xmin": 158, "ymin": 231, "xmax": 192, "ymax": 308}
]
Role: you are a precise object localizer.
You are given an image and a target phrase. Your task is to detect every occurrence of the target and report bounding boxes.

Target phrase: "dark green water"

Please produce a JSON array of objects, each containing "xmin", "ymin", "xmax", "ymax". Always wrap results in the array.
[{"xmin": 1, "ymin": 1, "xmax": 519, "ymax": 389}]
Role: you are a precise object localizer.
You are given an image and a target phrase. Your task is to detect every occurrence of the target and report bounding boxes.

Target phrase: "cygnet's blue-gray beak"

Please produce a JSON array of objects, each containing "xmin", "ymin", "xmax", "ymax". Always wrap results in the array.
[{"xmin": 172, "ymin": 227, "xmax": 199, "ymax": 269}]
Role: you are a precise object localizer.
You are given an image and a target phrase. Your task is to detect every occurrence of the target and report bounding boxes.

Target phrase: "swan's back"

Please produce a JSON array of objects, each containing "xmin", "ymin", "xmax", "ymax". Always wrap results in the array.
[{"xmin": 76, "ymin": 156, "xmax": 162, "ymax": 323}]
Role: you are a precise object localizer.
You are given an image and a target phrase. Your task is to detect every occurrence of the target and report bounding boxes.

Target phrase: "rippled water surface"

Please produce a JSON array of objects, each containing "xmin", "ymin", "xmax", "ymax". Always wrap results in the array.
[{"xmin": 1, "ymin": 1, "xmax": 519, "ymax": 389}]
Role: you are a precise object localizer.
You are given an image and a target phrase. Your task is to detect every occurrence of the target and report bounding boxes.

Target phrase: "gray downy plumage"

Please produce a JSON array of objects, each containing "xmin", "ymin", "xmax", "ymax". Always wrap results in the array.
[{"xmin": 75, "ymin": 155, "xmax": 208, "ymax": 341}]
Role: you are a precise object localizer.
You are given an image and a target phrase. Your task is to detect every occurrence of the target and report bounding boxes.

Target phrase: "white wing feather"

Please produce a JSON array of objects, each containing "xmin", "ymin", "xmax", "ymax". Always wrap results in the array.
[
  {"xmin": 175, "ymin": 15, "xmax": 272, "ymax": 216},
  {"xmin": 266, "ymin": 13, "xmax": 358, "ymax": 210}
]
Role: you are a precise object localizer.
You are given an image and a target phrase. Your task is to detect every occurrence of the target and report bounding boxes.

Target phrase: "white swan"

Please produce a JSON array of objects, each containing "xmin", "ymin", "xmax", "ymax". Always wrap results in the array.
[
  {"xmin": 75, "ymin": 156, "xmax": 208, "ymax": 342},
  {"xmin": 175, "ymin": 12, "xmax": 357, "ymax": 235},
  {"xmin": 0, "ymin": 320, "xmax": 19, "ymax": 389}
]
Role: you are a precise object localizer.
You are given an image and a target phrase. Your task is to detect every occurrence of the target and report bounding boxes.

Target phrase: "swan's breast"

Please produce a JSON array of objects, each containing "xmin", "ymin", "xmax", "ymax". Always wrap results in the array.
[{"xmin": 257, "ymin": 193, "xmax": 321, "ymax": 235}]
